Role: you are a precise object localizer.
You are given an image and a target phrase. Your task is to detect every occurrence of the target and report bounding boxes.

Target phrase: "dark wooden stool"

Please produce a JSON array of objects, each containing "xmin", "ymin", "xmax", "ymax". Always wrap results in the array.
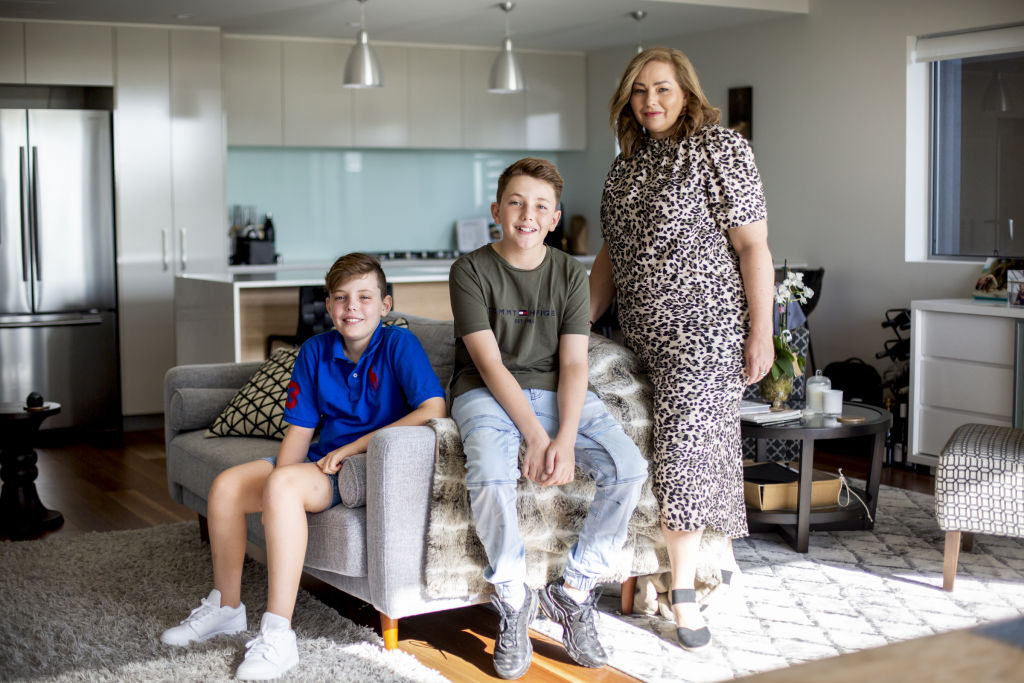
[{"xmin": 0, "ymin": 401, "xmax": 64, "ymax": 539}]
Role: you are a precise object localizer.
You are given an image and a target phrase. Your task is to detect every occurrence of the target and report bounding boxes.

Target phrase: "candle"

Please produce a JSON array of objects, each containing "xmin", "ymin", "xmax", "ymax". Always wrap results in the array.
[
  {"xmin": 806, "ymin": 384, "xmax": 827, "ymax": 412},
  {"xmin": 823, "ymin": 389, "xmax": 844, "ymax": 416}
]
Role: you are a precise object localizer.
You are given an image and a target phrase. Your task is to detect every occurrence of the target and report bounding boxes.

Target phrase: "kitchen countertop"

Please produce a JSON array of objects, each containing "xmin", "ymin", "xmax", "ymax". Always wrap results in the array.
[{"xmin": 188, "ymin": 253, "xmax": 596, "ymax": 286}]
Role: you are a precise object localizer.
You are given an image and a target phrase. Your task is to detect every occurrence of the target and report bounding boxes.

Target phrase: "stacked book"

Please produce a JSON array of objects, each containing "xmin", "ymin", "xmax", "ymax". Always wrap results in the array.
[
  {"xmin": 740, "ymin": 400, "xmax": 803, "ymax": 425},
  {"xmin": 740, "ymin": 399, "xmax": 771, "ymax": 416}
]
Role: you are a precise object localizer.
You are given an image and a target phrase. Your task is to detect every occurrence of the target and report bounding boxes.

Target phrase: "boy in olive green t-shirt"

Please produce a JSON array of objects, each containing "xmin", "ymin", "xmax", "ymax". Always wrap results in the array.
[{"xmin": 448, "ymin": 157, "xmax": 647, "ymax": 680}]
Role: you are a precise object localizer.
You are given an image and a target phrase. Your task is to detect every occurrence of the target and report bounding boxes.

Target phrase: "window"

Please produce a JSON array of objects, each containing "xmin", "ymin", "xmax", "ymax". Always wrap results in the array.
[
  {"xmin": 907, "ymin": 25, "xmax": 1024, "ymax": 260},
  {"xmin": 931, "ymin": 51, "xmax": 1024, "ymax": 258}
]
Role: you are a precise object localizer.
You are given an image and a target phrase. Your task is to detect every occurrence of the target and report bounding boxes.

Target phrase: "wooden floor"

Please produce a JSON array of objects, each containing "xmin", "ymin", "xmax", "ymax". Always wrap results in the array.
[{"xmin": 14, "ymin": 427, "xmax": 935, "ymax": 682}]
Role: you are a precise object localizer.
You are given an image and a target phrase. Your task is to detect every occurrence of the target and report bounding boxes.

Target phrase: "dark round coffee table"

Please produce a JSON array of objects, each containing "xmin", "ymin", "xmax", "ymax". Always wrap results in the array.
[
  {"xmin": 0, "ymin": 401, "xmax": 64, "ymax": 539},
  {"xmin": 741, "ymin": 402, "xmax": 892, "ymax": 552}
]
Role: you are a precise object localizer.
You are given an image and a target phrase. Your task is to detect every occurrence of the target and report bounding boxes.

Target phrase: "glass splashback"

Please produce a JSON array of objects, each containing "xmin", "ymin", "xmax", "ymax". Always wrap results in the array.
[{"xmin": 227, "ymin": 147, "xmax": 558, "ymax": 264}]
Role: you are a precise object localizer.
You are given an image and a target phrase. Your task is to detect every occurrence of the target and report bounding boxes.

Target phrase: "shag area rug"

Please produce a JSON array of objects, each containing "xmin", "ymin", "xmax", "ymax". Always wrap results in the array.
[
  {"xmin": 533, "ymin": 482, "xmax": 1024, "ymax": 683},
  {"xmin": 0, "ymin": 522, "xmax": 446, "ymax": 683}
]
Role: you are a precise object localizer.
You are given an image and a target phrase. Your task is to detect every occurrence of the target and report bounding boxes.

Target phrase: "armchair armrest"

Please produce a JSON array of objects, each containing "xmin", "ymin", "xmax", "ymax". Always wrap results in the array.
[
  {"xmin": 164, "ymin": 361, "xmax": 262, "ymax": 446},
  {"xmin": 363, "ymin": 425, "xmax": 440, "ymax": 618}
]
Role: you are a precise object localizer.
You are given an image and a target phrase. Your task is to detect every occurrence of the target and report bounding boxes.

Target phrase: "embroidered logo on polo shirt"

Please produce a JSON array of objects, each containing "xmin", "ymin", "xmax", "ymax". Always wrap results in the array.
[
  {"xmin": 369, "ymin": 368, "xmax": 379, "ymax": 391},
  {"xmin": 286, "ymin": 380, "xmax": 300, "ymax": 409},
  {"xmin": 487, "ymin": 306, "xmax": 558, "ymax": 325}
]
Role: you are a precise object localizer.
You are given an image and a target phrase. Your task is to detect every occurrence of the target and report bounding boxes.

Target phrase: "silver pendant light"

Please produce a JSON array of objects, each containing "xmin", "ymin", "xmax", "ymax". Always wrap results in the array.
[
  {"xmin": 983, "ymin": 70, "xmax": 1011, "ymax": 113},
  {"xmin": 631, "ymin": 10, "xmax": 647, "ymax": 54},
  {"xmin": 488, "ymin": 2, "xmax": 525, "ymax": 93},
  {"xmin": 343, "ymin": 0, "xmax": 382, "ymax": 88}
]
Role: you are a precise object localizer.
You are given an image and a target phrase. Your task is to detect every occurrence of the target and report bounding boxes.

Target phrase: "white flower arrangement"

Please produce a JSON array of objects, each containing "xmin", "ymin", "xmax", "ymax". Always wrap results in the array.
[{"xmin": 768, "ymin": 270, "xmax": 815, "ymax": 381}]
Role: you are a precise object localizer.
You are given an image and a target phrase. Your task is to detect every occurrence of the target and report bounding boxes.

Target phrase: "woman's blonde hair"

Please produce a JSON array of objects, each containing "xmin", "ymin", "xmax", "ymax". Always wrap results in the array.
[{"xmin": 608, "ymin": 47, "xmax": 721, "ymax": 158}]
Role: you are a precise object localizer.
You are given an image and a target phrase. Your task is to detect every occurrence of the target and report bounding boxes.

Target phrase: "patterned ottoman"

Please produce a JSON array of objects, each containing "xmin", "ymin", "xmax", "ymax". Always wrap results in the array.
[{"xmin": 936, "ymin": 423, "xmax": 1024, "ymax": 590}]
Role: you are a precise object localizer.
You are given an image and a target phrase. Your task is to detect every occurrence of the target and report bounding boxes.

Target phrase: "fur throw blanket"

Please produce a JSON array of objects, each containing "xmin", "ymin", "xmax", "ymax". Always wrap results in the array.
[{"xmin": 424, "ymin": 334, "xmax": 728, "ymax": 601}]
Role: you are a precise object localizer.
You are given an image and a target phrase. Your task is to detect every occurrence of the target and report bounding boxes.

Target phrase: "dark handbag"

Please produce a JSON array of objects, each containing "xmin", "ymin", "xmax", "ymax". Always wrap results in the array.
[{"xmin": 822, "ymin": 358, "xmax": 883, "ymax": 407}]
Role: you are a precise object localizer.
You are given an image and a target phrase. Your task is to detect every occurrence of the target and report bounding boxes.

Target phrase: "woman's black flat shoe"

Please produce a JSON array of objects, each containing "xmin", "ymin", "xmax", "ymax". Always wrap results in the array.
[{"xmin": 670, "ymin": 588, "xmax": 711, "ymax": 650}]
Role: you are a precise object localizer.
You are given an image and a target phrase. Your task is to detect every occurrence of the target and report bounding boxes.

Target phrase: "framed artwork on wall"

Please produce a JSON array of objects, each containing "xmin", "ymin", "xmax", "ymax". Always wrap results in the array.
[{"xmin": 728, "ymin": 86, "xmax": 753, "ymax": 140}]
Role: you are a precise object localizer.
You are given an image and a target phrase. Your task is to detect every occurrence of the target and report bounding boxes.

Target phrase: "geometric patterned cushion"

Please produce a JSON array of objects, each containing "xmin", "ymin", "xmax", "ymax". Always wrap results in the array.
[
  {"xmin": 935, "ymin": 423, "xmax": 1024, "ymax": 539},
  {"xmin": 205, "ymin": 347, "xmax": 299, "ymax": 440},
  {"xmin": 204, "ymin": 318, "xmax": 409, "ymax": 441}
]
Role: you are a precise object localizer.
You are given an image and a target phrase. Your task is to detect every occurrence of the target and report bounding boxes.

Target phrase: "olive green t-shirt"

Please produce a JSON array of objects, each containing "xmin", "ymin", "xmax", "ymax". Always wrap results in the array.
[{"xmin": 448, "ymin": 245, "xmax": 591, "ymax": 399}]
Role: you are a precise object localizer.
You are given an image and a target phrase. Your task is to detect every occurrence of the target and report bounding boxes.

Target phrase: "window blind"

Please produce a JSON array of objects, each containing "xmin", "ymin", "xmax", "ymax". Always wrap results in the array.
[{"xmin": 913, "ymin": 24, "xmax": 1024, "ymax": 63}]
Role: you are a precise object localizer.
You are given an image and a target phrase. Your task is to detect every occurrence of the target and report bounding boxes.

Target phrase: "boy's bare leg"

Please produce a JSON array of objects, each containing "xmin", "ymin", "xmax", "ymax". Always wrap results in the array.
[
  {"xmin": 207, "ymin": 459, "xmax": 274, "ymax": 608},
  {"xmin": 262, "ymin": 462, "xmax": 334, "ymax": 620}
]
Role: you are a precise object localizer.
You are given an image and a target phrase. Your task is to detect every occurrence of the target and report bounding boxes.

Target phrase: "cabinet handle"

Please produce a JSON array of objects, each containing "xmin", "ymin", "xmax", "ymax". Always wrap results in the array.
[
  {"xmin": 179, "ymin": 228, "xmax": 187, "ymax": 272},
  {"xmin": 161, "ymin": 229, "xmax": 169, "ymax": 271},
  {"xmin": 1011, "ymin": 218, "xmax": 1015, "ymax": 241}
]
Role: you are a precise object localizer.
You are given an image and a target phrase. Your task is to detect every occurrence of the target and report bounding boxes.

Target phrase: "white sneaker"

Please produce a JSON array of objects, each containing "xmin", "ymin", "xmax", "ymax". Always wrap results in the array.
[
  {"xmin": 235, "ymin": 613, "xmax": 299, "ymax": 681},
  {"xmin": 160, "ymin": 589, "xmax": 247, "ymax": 646}
]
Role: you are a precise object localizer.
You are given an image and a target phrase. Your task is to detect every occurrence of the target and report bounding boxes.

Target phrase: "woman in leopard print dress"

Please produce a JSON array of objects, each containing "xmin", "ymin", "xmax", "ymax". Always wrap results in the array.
[{"xmin": 590, "ymin": 47, "xmax": 774, "ymax": 649}]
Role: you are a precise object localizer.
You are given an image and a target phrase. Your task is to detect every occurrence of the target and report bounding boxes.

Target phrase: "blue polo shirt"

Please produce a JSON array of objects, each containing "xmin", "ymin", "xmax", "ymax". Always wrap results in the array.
[{"xmin": 283, "ymin": 323, "xmax": 445, "ymax": 462}]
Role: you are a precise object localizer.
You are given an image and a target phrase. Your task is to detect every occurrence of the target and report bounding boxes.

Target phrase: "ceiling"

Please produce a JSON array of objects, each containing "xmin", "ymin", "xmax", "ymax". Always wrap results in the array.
[{"xmin": 0, "ymin": 0, "xmax": 809, "ymax": 52}]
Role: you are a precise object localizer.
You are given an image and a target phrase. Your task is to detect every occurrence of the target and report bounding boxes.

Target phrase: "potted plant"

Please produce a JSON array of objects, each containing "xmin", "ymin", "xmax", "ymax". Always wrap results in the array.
[{"xmin": 760, "ymin": 270, "xmax": 814, "ymax": 409}]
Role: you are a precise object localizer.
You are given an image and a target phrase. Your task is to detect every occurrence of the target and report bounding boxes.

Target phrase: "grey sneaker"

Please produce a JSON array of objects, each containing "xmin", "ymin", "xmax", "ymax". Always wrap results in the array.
[
  {"xmin": 160, "ymin": 589, "xmax": 246, "ymax": 646},
  {"xmin": 538, "ymin": 580, "xmax": 608, "ymax": 668},
  {"xmin": 490, "ymin": 586, "xmax": 538, "ymax": 679}
]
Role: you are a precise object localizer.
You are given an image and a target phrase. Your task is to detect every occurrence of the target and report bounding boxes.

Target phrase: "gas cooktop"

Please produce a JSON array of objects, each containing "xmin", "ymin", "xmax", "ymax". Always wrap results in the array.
[{"xmin": 371, "ymin": 250, "xmax": 460, "ymax": 261}]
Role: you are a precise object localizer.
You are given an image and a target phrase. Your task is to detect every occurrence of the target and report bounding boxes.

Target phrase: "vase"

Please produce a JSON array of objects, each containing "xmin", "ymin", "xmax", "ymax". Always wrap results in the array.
[{"xmin": 759, "ymin": 373, "xmax": 794, "ymax": 410}]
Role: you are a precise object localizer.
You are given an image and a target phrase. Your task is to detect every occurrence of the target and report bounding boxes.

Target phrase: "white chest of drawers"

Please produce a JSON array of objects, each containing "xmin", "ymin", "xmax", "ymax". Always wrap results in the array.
[{"xmin": 909, "ymin": 298, "xmax": 1024, "ymax": 467}]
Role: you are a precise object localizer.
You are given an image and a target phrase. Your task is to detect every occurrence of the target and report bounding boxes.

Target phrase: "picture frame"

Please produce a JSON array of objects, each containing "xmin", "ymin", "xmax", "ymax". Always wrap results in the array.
[
  {"xmin": 1007, "ymin": 270, "xmax": 1024, "ymax": 307},
  {"xmin": 728, "ymin": 86, "xmax": 753, "ymax": 140}
]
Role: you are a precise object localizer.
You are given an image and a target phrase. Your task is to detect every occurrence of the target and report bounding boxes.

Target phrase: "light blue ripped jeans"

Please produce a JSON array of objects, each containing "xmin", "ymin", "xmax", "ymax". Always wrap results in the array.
[{"xmin": 451, "ymin": 387, "xmax": 648, "ymax": 601}]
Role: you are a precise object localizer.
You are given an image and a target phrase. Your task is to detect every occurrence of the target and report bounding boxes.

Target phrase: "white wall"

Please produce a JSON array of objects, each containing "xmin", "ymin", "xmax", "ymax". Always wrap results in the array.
[{"xmin": 561, "ymin": 0, "xmax": 1024, "ymax": 372}]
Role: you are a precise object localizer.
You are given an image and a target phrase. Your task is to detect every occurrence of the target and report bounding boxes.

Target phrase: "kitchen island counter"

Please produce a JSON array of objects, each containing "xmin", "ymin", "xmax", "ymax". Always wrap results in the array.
[
  {"xmin": 176, "ymin": 255, "xmax": 595, "ymax": 364},
  {"xmin": 176, "ymin": 262, "xmax": 454, "ymax": 365}
]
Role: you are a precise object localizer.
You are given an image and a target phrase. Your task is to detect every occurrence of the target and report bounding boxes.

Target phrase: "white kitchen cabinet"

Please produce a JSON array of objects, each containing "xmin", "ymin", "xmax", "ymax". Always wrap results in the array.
[
  {"xmin": 221, "ymin": 38, "xmax": 584, "ymax": 151},
  {"xmin": 0, "ymin": 22, "xmax": 25, "ymax": 83},
  {"xmin": 24, "ymin": 22, "xmax": 113, "ymax": 86},
  {"xmin": 353, "ymin": 45, "xmax": 409, "ymax": 147},
  {"xmin": 222, "ymin": 36, "xmax": 283, "ymax": 146},
  {"xmin": 115, "ymin": 26, "xmax": 227, "ymax": 416},
  {"xmin": 461, "ymin": 48, "xmax": 527, "ymax": 149},
  {"xmin": 408, "ymin": 46, "xmax": 462, "ymax": 148},
  {"xmin": 114, "ymin": 26, "xmax": 175, "ymax": 417},
  {"xmin": 522, "ymin": 52, "xmax": 586, "ymax": 151},
  {"xmin": 169, "ymin": 29, "xmax": 228, "ymax": 277},
  {"xmin": 283, "ymin": 40, "xmax": 353, "ymax": 147},
  {"xmin": 908, "ymin": 299, "xmax": 1024, "ymax": 467}
]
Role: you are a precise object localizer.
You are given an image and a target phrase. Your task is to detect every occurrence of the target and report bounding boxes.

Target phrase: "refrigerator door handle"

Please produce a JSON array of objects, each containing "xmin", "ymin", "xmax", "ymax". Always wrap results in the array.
[
  {"xmin": 0, "ymin": 313, "xmax": 104, "ymax": 328},
  {"xmin": 161, "ymin": 229, "xmax": 169, "ymax": 271},
  {"xmin": 30, "ymin": 146, "xmax": 42, "ymax": 285},
  {"xmin": 179, "ymin": 227, "xmax": 187, "ymax": 272},
  {"xmin": 19, "ymin": 146, "xmax": 31, "ymax": 283}
]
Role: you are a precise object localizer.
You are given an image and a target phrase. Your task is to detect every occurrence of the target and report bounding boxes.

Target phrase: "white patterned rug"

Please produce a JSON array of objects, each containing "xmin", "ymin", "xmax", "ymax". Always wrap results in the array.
[{"xmin": 532, "ymin": 483, "xmax": 1024, "ymax": 682}]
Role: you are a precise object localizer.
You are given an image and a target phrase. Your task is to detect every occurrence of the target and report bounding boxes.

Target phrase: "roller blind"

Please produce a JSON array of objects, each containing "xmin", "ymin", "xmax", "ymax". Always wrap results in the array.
[{"xmin": 913, "ymin": 24, "xmax": 1024, "ymax": 63}]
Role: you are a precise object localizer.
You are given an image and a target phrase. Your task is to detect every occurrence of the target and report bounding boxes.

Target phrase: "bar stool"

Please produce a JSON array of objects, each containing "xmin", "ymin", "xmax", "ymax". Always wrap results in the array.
[{"xmin": 265, "ymin": 285, "xmax": 331, "ymax": 357}]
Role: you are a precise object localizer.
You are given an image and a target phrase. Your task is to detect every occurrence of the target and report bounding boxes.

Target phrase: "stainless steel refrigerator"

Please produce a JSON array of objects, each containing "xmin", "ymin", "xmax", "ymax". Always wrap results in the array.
[{"xmin": 0, "ymin": 103, "xmax": 120, "ymax": 430}]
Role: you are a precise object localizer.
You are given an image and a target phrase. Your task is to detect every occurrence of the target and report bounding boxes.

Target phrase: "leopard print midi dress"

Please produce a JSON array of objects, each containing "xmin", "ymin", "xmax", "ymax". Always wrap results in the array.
[{"xmin": 600, "ymin": 124, "xmax": 767, "ymax": 538}]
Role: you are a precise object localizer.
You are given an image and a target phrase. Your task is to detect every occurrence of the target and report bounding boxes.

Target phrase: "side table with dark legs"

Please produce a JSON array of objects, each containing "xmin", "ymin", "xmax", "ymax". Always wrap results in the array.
[
  {"xmin": 0, "ymin": 401, "xmax": 63, "ymax": 539},
  {"xmin": 741, "ymin": 402, "xmax": 892, "ymax": 553}
]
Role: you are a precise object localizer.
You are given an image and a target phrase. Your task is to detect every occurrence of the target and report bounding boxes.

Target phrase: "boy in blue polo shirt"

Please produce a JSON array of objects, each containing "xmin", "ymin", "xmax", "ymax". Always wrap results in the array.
[{"xmin": 161, "ymin": 252, "xmax": 446, "ymax": 680}]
